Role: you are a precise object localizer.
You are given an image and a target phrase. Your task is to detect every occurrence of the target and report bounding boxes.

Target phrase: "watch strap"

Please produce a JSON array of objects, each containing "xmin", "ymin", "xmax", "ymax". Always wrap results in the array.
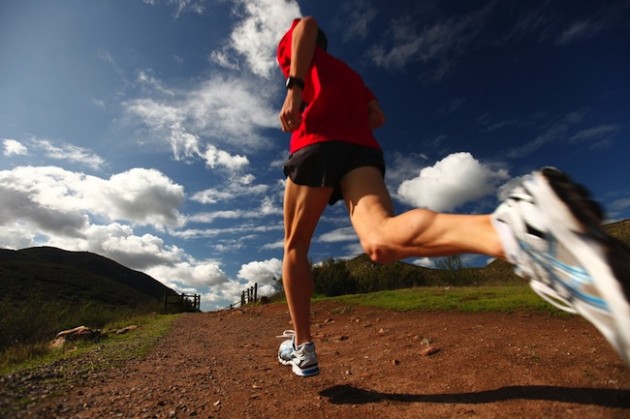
[{"xmin": 285, "ymin": 76, "xmax": 305, "ymax": 90}]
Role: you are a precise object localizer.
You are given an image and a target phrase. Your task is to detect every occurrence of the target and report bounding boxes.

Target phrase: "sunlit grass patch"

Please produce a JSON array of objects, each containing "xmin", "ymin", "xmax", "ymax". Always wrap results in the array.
[{"xmin": 317, "ymin": 285, "xmax": 566, "ymax": 314}]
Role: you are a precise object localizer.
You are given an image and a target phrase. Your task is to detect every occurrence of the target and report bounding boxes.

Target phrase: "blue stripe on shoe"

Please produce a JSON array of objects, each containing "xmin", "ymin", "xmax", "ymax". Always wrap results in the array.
[
  {"xmin": 292, "ymin": 363, "xmax": 320, "ymax": 377},
  {"xmin": 520, "ymin": 239, "xmax": 609, "ymax": 311}
]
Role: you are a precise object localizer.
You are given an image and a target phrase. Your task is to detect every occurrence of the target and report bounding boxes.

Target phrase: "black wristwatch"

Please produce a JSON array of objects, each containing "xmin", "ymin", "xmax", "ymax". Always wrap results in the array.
[{"xmin": 285, "ymin": 76, "xmax": 305, "ymax": 90}]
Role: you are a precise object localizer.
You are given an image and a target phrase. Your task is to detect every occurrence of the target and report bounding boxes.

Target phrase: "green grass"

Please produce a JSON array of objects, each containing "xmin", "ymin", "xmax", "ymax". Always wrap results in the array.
[
  {"xmin": 0, "ymin": 313, "xmax": 179, "ymax": 417},
  {"xmin": 315, "ymin": 284, "xmax": 567, "ymax": 314},
  {"xmin": 0, "ymin": 312, "xmax": 178, "ymax": 377}
]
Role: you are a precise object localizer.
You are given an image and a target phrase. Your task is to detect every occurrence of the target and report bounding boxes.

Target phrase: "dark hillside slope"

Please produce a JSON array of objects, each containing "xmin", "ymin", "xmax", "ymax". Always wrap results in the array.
[
  {"xmin": 16, "ymin": 247, "xmax": 177, "ymax": 301},
  {"xmin": 0, "ymin": 250, "xmax": 159, "ymax": 307},
  {"xmin": 0, "ymin": 247, "xmax": 179, "ymax": 351}
]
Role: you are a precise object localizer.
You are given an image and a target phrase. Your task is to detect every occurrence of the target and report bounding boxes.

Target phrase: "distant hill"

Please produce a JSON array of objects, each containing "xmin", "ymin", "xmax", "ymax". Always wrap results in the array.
[
  {"xmin": 0, "ymin": 247, "xmax": 183, "ymax": 352},
  {"xmin": 311, "ymin": 219, "xmax": 630, "ymax": 296},
  {"xmin": 0, "ymin": 246, "xmax": 178, "ymax": 307}
]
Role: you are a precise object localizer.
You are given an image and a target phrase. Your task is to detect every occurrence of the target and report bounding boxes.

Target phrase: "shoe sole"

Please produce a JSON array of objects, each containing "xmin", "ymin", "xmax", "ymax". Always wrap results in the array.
[
  {"xmin": 526, "ymin": 168, "xmax": 630, "ymax": 364},
  {"xmin": 291, "ymin": 362, "xmax": 320, "ymax": 377},
  {"xmin": 278, "ymin": 355, "xmax": 320, "ymax": 377}
]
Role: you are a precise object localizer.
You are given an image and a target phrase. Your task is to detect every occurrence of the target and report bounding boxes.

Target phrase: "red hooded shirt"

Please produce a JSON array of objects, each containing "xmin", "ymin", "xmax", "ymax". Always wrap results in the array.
[{"xmin": 277, "ymin": 19, "xmax": 381, "ymax": 153}]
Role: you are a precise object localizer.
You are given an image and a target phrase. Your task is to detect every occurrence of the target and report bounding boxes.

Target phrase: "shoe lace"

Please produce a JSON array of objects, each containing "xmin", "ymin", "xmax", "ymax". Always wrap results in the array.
[{"xmin": 276, "ymin": 330, "xmax": 296, "ymax": 339}]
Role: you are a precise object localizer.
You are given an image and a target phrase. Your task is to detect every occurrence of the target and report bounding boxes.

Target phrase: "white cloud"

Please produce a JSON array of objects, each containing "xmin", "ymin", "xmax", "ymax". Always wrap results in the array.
[
  {"xmin": 604, "ymin": 197, "xmax": 630, "ymax": 221},
  {"xmin": 0, "ymin": 166, "xmax": 185, "ymax": 231},
  {"xmin": 386, "ymin": 151, "xmax": 430, "ymax": 189},
  {"xmin": 137, "ymin": 70, "xmax": 175, "ymax": 96},
  {"xmin": 0, "ymin": 222, "xmax": 39, "ymax": 250},
  {"xmin": 189, "ymin": 197, "xmax": 281, "ymax": 223},
  {"xmin": 202, "ymin": 144, "xmax": 249, "ymax": 170},
  {"xmin": 124, "ymin": 75, "xmax": 278, "ymax": 165},
  {"xmin": 569, "ymin": 124, "xmax": 619, "ymax": 146},
  {"xmin": 318, "ymin": 227, "xmax": 357, "ymax": 243},
  {"xmin": 411, "ymin": 257, "xmax": 434, "ymax": 268},
  {"xmin": 261, "ymin": 239, "xmax": 283, "ymax": 250},
  {"xmin": 148, "ymin": 259, "xmax": 230, "ymax": 289},
  {"xmin": 556, "ymin": 20, "xmax": 603, "ymax": 45},
  {"xmin": 368, "ymin": 4, "xmax": 492, "ymax": 75},
  {"xmin": 210, "ymin": 48, "xmax": 241, "ymax": 71},
  {"xmin": 237, "ymin": 257, "xmax": 282, "ymax": 296},
  {"xmin": 143, "ymin": 0, "xmax": 205, "ymax": 17},
  {"xmin": 338, "ymin": 0, "xmax": 378, "ymax": 42},
  {"xmin": 505, "ymin": 111, "xmax": 586, "ymax": 159},
  {"xmin": 190, "ymin": 179, "xmax": 270, "ymax": 205},
  {"xmin": 226, "ymin": 0, "xmax": 301, "ymax": 78},
  {"xmin": 397, "ymin": 152, "xmax": 509, "ymax": 212},
  {"xmin": 0, "ymin": 163, "xmax": 257, "ymax": 310},
  {"xmin": 32, "ymin": 139, "xmax": 105, "ymax": 170},
  {"xmin": 172, "ymin": 221, "xmax": 283, "ymax": 240},
  {"xmin": 3, "ymin": 137, "xmax": 104, "ymax": 170},
  {"xmin": 3, "ymin": 139, "xmax": 28, "ymax": 156}
]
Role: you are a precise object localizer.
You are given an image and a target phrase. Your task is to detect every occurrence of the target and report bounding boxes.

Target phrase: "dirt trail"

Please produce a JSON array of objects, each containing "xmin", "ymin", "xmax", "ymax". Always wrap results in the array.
[{"xmin": 16, "ymin": 301, "xmax": 630, "ymax": 418}]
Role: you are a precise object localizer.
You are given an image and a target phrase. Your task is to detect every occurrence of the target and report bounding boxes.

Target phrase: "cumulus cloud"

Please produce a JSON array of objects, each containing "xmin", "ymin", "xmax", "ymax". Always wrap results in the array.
[
  {"xmin": 237, "ymin": 258, "xmax": 282, "ymax": 296},
  {"xmin": 0, "ymin": 163, "xmax": 256, "ymax": 310},
  {"xmin": 148, "ymin": 259, "xmax": 230, "ymax": 289},
  {"xmin": 202, "ymin": 144, "xmax": 249, "ymax": 171},
  {"xmin": 0, "ymin": 166, "xmax": 185, "ymax": 231},
  {"xmin": 3, "ymin": 139, "xmax": 28, "ymax": 156},
  {"xmin": 397, "ymin": 152, "xmax": 509, "ymax": 212}
]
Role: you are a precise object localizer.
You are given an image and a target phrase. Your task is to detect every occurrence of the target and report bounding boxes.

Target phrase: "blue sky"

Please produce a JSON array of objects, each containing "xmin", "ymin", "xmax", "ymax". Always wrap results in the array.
[{"xmin": 1, "ymin": 0, "xmax": 629, "ymax": 311}]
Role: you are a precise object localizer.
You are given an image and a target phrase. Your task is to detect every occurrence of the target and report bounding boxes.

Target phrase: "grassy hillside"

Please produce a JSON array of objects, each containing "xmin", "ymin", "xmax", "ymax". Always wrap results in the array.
[
  {"xmin": 0, "ymin": 247, "xmax": 179, "ymax": 354},
  {"xmin": 605, "ymin": 218, "xmax": 630, "ymax": 248},
  {"xmin": 14, "ymin": 247, "xmax": 177, "ymax": 301}
]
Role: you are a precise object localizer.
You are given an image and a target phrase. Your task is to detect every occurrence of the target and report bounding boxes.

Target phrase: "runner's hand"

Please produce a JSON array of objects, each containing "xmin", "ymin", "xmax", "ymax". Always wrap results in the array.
[{"xmin": 279, "ymin": 88, "xmax": 303, "ymax": 132}]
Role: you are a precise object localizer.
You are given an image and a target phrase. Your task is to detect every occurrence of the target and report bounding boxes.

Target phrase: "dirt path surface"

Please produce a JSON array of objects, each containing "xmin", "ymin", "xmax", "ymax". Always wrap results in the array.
[{"xmin": 17, "ymin": 301, "xmax": 630, "ymax": 418}]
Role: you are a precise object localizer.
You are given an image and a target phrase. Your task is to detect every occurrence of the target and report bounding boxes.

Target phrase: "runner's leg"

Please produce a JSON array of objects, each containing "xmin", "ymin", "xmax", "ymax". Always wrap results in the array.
[
  {"xmin": 340, "ymin": 166, "xmax": 505, "ymax": 263},
  {"xmin": 282, "ymin": 178, "xmax": 333, "ymax": 345}
]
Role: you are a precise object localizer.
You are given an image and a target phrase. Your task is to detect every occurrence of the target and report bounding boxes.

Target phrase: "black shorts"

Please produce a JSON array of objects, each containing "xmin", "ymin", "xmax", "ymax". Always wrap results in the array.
[{"xmin": 283, "ymin": 141, "xmax": 386, "ymax": 205}]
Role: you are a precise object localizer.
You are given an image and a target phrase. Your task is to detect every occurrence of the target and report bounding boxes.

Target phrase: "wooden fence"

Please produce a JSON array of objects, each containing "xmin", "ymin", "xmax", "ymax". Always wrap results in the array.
[
  {"xmin": 163, "ymin": 292, "xmax": 201, "ymax": 313},
  {"xmin": 225, "ymin": 283, "xmax": 258, "ymax": 310}
]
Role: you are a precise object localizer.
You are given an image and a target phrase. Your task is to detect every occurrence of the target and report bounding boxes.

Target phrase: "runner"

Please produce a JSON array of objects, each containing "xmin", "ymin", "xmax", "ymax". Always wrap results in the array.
[{"xmin": 276, "ymin": 16, "xmax": 630, "ymax": 377}]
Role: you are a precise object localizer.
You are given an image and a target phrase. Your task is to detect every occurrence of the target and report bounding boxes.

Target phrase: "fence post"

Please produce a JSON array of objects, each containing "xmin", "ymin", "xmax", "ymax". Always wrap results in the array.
[{"xmin": 254, "ymin": 283, "xmax": 258, "ymax": 303}]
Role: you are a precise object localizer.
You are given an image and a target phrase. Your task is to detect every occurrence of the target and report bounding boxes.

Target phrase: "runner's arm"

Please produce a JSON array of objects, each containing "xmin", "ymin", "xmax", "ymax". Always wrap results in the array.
[
  {"xmin": 279, "ymin": 17, "xmax": 318, "ymax": 132},
  {"xmin": 368, "ymin": 99, "xmax": 386, "ymax": 130}
]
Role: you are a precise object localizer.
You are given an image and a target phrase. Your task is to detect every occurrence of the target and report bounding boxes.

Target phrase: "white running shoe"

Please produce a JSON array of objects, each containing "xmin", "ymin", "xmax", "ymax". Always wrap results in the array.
[
  {"xmin": 277, "ymin": 330, "xmax": 320, "ymax": 377},
  {"xmin": 493, "ymin": 167, "xmax": 630, "ymax": 365}
]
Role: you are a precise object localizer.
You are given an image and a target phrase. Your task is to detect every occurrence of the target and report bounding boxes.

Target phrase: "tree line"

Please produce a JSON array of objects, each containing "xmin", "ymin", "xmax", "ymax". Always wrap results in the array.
[{"xmin": 309, "ymin": 254, "xmax": 485, "ymax": 297}]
